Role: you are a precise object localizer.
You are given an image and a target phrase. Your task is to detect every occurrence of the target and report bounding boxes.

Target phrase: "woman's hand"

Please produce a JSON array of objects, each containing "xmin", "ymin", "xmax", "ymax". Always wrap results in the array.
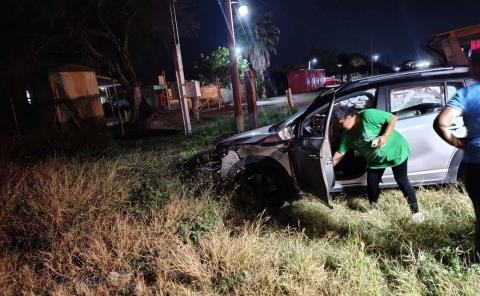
[
  {"xmin": 372, "ymin": 135, "xmax": 388, "ymax": 148},
  {"xmin": 377, "ymin": 135, "xmax": 389, "ymax": 148}
]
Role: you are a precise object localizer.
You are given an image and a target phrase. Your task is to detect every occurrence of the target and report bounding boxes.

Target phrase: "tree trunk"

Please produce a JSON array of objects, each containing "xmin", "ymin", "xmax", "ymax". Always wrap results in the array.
[
  {"xmin": 191, "ymin": 97, "xmax": 200, "ymax": 120},
  {"xmin": 130, "ymin": 85, "xmax": 142, "ymax": 123}
]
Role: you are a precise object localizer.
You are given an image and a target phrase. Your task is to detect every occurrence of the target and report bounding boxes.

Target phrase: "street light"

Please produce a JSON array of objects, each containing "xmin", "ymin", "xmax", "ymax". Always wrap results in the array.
[
  {"xmin": 308, "ymin": 58, "xmax": 318, "ymax": 70},
  {"xmin": 238, "ymin": 5, "xmax": 249, "ymax": 16},
  {"xmin": 225, "ymin": 0, "xmax": 248, "ymax": 132}
]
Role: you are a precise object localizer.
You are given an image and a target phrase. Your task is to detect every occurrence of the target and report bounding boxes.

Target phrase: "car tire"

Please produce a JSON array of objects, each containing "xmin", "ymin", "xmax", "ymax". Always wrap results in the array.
[{"xmin": 233, "ymin": 167, "xmax": 289, "ymax": 214}]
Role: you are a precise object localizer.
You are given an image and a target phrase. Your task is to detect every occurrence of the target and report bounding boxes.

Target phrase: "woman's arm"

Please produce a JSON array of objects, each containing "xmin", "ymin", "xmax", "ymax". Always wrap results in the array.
[
  {"xmin": 376, "ymin": 115, "xmax": 397, "ymax": 148},
  {"xmin": 433, "ymin": 107, "xmax": 465, "ymax": 148},
  {"xmin": 333, "ymin": 151, "xmax": 345, "ymax": 167}
]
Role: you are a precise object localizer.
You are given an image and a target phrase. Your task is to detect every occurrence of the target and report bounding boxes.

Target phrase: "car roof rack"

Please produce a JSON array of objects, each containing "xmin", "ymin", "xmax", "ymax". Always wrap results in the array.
[
  {"xmin": 353, "ymin": 66, "xmax": 469, "ymax": 84},
  {"xmin": 332, "ymin": 66, "xmax": 470, "ymax": 94}
]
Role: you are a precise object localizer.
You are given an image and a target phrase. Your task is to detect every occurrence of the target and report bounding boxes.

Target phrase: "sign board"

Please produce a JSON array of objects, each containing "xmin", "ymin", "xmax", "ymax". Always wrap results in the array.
[{"xmin": 185, "ymin": 80, "xmax": 201, "ymax": 97}]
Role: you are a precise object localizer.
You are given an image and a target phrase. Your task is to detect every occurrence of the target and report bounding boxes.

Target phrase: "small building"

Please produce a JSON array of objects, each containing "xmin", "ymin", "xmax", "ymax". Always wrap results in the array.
[{"xmin": 47, "ymin": 64, "xmax": 104, "ymax": 124}]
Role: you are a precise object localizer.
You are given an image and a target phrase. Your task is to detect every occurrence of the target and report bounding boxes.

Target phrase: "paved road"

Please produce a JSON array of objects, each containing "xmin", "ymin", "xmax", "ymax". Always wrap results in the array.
[{"xmin": 256, "ymin": 90, "xmax": 325, "ymax": 109}]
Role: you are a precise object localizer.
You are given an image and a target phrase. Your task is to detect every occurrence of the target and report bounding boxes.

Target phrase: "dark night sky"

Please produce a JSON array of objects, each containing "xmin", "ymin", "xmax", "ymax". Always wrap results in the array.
[{"xmin": 182, "ymin": 0, "xmax": 480, "ymax": 69}]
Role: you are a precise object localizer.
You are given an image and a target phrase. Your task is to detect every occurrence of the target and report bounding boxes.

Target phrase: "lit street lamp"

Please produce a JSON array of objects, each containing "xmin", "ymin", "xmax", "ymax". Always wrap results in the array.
[
  {"xmin": 238, "ymin": 5, "xmax": 249, "ymax": 16},
  {"xmin": 308, "ymin": 58, "xmax": 318, "ymax": 70}
]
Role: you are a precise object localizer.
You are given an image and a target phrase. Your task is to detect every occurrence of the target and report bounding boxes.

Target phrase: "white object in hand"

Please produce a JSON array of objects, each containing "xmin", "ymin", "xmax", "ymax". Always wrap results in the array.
[{"xmin": 371, "ymin": 138, "xmax": 380, "ymax": 148}]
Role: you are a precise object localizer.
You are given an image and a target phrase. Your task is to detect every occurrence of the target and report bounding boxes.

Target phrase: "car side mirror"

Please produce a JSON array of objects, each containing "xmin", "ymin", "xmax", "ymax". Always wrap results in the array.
[{"xmin": 278, "ymin": 126, "xmax": 294, "ymax": 141}]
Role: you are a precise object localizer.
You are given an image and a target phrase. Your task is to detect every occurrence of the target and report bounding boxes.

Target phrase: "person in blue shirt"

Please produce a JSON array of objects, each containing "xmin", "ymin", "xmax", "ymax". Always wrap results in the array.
[{"xmin": 434, "ymin": 50, "xmax": 480, "ymax": 259}]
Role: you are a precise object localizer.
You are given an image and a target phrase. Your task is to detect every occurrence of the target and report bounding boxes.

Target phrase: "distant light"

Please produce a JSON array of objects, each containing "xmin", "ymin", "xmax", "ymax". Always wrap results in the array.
[
  {"xmin": 372, "ymin": 54, "xmax": 380, "ymax": 61},
  {"xmin": 235, "ymin": 47, "xmax": 242, "ymax": 54},
  {"xmin": 27, "ymin": 98, "xmax": 32, "ymax": 105},
  {"xmin": 238, "ymin": 5, "xmax": 249, "ymax": 17},
  {"xmin": 337, "ymin": 64, "xmax": 343, "ymax": 68},
  {"xmin": 416, "ymin": 60, "xmax": 432, "ymax": 68},
  {"xmin": 311, "ymin": 58, "xmax": 318, "ymax": 63},
  {"xmin": 394, "ymin": 66, "xmax": 401, "ymax": 72},
  {"xmin": 25, "ymin": 90, "xmax": 31, "ymax": 99}
]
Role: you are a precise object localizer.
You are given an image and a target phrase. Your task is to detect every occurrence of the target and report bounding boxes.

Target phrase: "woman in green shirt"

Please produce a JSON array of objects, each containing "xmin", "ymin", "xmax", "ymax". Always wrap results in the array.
[{"xmin": 332, "ymin": 106, "xmax": 424, "ymax": 223}]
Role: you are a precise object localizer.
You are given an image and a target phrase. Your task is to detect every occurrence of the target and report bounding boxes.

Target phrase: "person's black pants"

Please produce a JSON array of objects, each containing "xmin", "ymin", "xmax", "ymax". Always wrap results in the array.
[
  {"xmin": 464, "ymin": 162, "xmax": 480, "ymax": 255},
  {"xmin": 367, "ymin": 158, "xmax": 419, "ymax": 213}
]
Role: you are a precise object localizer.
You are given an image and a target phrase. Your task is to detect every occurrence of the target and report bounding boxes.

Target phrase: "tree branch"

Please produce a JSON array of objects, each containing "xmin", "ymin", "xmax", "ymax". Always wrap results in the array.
[
  {"xmin": 80, "ymin": 30, "xmax": 130, "ymax": 89},
  {"xmin": 95, "ymin": 0, "xmax": 120, "ymax": 47}
]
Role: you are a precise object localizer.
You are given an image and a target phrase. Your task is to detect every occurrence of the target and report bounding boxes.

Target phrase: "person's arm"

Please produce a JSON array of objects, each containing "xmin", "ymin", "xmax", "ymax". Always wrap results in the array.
[
  {"xmin": 333, "ymin": 151, "xmax": 345, "ymax": 166},
  {"xmin": 433, "ymin": 107, "xmax": 465, "ymax": 149},
  {"xmin": 375, "ymin": 114, "xmax": 397, "ymax": 148}
]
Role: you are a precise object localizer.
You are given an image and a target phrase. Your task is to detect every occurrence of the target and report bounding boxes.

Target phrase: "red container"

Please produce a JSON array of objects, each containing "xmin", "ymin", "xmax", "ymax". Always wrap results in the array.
[{"xmin": 287, "ymin": 69, "xmax": 325, "ymax": 94}]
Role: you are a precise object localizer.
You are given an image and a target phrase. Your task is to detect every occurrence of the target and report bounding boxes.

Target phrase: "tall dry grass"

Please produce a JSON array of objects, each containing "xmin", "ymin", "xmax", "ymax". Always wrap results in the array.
[{"xmin": 1, "ymin": 112, "xmax": 480, "ymax": 295}]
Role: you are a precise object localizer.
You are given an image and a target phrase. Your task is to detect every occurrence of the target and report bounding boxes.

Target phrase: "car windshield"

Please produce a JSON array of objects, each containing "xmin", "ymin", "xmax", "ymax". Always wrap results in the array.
[
  {"xmin": 272, "ymin": 90, "xmax": 335, "ymax": 132},
  {"xmin": 271, "ymin": 107, "xmax": 307, "ymax": 132}
]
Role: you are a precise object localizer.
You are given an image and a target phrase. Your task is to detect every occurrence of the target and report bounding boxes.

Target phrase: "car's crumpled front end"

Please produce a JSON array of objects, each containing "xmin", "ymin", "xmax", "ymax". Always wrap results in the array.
[{"xmin": 196, "ymin": 124, "xmax": 291, "ymax": 181}]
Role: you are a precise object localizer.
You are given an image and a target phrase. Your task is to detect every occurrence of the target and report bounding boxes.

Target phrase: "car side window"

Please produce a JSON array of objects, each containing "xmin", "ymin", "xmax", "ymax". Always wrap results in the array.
[
  {"xmin": 337, "ymin": 89, "xmax": 376, "ymax": 110},
  {"xmin": 389, "ymin": 85, "xmax": 445, "ymax": 119},
  {"xmin": 329, "ymin": 89, "xmax": 377, "ymax": 151},
  {"xmin": 301, "ymin": 106, "xmax": 329, "ymax": 137},
  {"xmin": 301, "ymin": 89, "xmax": 377, "ymax": 138}
]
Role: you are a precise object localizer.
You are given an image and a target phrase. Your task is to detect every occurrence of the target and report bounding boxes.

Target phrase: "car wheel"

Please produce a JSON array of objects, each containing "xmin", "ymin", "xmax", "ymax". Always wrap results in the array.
[{"xmin": 234, "ymin": 168, "xmax": 288, "ymax": 214}]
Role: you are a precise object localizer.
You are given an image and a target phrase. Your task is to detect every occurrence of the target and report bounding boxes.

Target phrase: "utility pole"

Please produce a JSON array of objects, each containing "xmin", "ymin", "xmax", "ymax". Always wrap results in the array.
[
  {"xmin": 225, "ymin": 0, "xmax": 244, "ymax": 132},
  {"xmin": 245, "ymin": 69, "xmax": 258, "ymax": 129},
  {"xmin": 169, "ymin": 0, "xmax": 192, "ymax": 135}
]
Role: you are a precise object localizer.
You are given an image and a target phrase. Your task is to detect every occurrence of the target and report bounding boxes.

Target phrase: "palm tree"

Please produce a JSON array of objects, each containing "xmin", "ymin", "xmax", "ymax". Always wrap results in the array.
[{"xmin": 239, "ymin": 12, "xmax": 280, "ymax": 97}]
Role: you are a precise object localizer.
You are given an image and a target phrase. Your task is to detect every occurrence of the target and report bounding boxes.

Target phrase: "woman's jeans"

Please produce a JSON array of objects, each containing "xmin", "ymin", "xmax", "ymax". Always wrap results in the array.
[
  {"xmin": 464, "ymin": 162, "xmax": 480, "ymax": 254},
  {"xmin": 367, "ymin": 158, "xmax": 419, "ymax": 213}
]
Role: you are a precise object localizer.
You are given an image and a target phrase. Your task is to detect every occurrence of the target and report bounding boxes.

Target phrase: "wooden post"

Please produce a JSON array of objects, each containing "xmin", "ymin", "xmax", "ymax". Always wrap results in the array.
[
  {"xmin": 170, "ymin": 0, "xmax": 192, "ymax": 134},
  {"xmin": 225, "ymin": 0, "xmax": 244, "ymax": 132},
  {"xmin": 105, "ymin": 87, "xmax": 114, "ymax": 117},
  {"xmin": 245, "ymin": 69, "xmax": 258, "ymax": 129},
  {"xmin": 286, "ymin": 88, "xmax": 295, "ymax": 114},
  {"xmin": 191, "ymin": 96, "xmax": 200, "ymax": 120},
  {"xmin": 8, "ymin": 96, "xmax": 20, "ymax": 135}
]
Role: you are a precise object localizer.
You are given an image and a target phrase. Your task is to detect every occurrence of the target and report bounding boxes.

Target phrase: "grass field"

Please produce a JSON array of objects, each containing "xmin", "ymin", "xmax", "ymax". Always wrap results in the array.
[{"xmin": 1, "ymin": 107, "xmax": 479, "ymax": 295}]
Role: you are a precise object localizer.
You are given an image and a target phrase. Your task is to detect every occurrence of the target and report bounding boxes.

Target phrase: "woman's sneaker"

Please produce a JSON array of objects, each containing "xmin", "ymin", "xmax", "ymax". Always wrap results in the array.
[{"xmin": 412, "ymin": 212, "xmax": 425, "ymax": 224}]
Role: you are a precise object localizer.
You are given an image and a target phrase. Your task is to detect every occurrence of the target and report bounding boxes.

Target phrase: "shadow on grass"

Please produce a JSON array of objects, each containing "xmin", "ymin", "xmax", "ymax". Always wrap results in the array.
[{"xmin": 273, "ymin": 195, "xmax": 475, "ymax": 258}]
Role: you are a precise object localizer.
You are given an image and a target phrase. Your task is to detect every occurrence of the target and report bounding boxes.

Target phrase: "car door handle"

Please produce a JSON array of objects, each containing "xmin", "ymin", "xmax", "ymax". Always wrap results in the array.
[{"xmin": 309, "ymin": 154, "xmax": 320, "ymax": 160}]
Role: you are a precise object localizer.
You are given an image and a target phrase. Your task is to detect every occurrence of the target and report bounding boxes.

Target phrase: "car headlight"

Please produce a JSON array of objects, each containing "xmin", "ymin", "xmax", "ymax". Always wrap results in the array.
[{"xmin": 278, "ymin": 127, "xmax": 293, "ymax": 141}]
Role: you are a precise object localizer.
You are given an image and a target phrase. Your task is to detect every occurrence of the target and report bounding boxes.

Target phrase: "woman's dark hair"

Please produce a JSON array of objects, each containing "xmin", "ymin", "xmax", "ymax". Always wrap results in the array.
[
  {"xmin": 334, "ymin": 105, "xmax": 358, "ymax": 120},
  {"xmin": 470, "ymin": 49, "xmax": 480, "ymax": 81}
]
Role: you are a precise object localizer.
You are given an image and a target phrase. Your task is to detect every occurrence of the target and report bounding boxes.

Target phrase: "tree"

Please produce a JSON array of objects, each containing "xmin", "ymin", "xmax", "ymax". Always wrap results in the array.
[
  {"xmin": 70, "ymin": 0, "xmax": 197, "ymax": 123},
  {"xmin": 238, "ymin": 12, "xmax": 280, "ymax": 97},
  {"xmin": 194, "ymin": 47, "xmax": 249, "ymax": 87},
  {"xmin": 0, "ymin": 0, "xmax": 197, "ymax": 126},
  {"xmin": 0, "ymin": 0, "xmax": 58, "ymax": 131},
  {"xmin": 337, "ymin": 53, "xmax": 368, "ymax": 81}
]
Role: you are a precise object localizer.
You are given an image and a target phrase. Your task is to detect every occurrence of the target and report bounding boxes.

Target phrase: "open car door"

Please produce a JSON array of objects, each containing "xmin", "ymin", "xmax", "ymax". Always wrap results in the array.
[{"xmin": 290, "ymin": 96, "xmax": 335, "ymax": 206}]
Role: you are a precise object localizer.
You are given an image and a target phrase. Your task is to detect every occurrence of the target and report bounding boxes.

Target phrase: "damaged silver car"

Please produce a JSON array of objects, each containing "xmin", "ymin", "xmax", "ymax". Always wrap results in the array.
[{"xmin": 208, "ymin": 67, "xmax": 473, "ymax": 210}]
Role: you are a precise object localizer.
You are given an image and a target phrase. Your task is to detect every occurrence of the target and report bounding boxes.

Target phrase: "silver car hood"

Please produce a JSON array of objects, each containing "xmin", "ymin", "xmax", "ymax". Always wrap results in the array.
[{"xmin": 217, "ymin": 125, "xmax": 276, "ymax": 147}]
